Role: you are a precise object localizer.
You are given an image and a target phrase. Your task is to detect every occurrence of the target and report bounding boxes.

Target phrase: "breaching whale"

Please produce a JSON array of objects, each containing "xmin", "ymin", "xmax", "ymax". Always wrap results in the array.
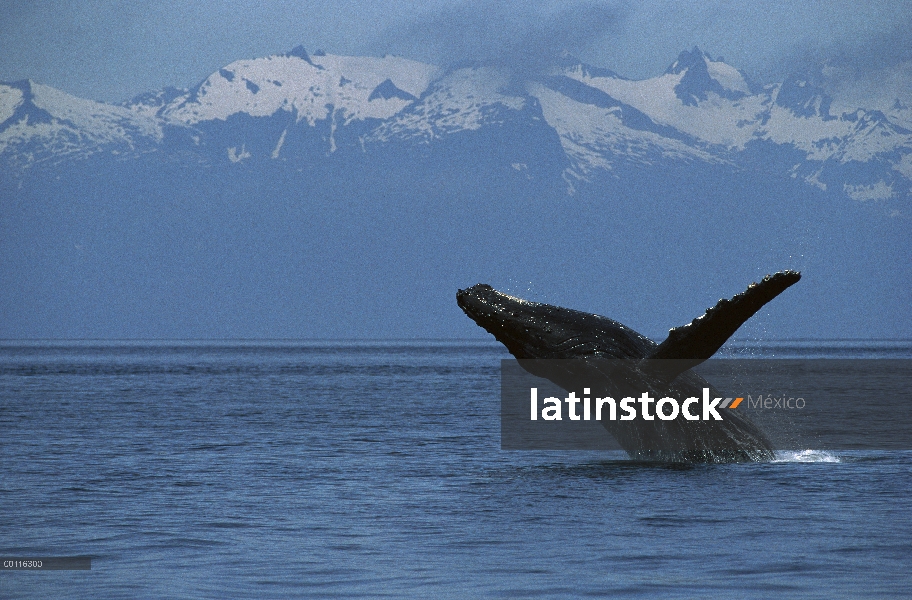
[{"xmin": 457, "ymin": 271, "xmax": 801, "ymax": 462}]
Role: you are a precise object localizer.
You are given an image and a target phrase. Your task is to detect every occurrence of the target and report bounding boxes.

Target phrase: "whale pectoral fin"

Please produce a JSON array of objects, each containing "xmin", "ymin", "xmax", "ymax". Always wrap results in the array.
[{"xmin": 644, "ymin": 270, "xmax": 801, "ymax": 375}]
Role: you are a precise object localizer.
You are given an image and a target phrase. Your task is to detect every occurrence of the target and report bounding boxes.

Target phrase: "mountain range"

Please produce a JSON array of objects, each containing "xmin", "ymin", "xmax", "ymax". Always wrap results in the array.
[{"xmin": 1, "ymin": 46, "xmax": 909, "ymax": 339}]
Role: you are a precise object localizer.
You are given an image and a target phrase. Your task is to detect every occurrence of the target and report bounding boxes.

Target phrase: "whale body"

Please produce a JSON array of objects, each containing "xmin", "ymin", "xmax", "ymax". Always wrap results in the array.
[{"xmin": 457, "ymin": 271, "xmax": 801, "ymax": 462}]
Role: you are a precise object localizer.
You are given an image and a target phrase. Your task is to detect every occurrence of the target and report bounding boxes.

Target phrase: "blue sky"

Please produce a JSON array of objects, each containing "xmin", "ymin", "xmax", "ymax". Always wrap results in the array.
[{"xmin": 1, "ymin": 0, "xmax": 910, "ymax": 102}]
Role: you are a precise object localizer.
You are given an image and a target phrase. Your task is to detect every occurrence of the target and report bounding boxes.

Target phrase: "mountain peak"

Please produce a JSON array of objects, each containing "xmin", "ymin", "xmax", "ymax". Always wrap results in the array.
[
  {"xmin": 0, "ymin": 79, "xmax": 57, "ymax": 131},
  {"xmin": 368, "ymin": 79, "xmax": 417, "ymax": 103},
  {"xmin": 665, "ymin": 46, "xmax": 710, "ymax": 75},
  {"xmin": 5, "ymin": 79, "xmax": 37, "ymax": 96},
  {"xmin": 285, "ymin": 45, "xmax": 314, "ymax": 65},
  {"xmin": 775, "ymin": 74, "xmax": 833, "ymax": 118},
  {"xmin": 666, "ymin": 47, "xmax": 752, "ymax": 106},
  {"xmin": 123, "ymin": 86, "xmax": 188, "ymax": 109},
  {"xmin": 557, "ymin": 52, "xmax": 625, "ymax": 80}
]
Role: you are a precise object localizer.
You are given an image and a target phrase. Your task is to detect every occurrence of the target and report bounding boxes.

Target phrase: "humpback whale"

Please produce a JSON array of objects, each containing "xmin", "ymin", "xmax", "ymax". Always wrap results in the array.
[{"xmin": 457, "ymin": 271, "xmax": 801, "ymax": 462}]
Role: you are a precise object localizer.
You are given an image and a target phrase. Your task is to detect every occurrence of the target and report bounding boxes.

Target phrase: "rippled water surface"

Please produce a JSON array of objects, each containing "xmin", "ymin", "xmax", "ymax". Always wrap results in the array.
[{"xmin": 1, "ymin": 342, "xmax": 911, "ymax": 598}]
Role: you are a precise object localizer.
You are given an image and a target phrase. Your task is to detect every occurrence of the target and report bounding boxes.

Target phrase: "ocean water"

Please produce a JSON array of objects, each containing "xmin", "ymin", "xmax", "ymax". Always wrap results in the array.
[{"xmin": 1, "ymin": 341, "xmax": 911, "ymax": 598}]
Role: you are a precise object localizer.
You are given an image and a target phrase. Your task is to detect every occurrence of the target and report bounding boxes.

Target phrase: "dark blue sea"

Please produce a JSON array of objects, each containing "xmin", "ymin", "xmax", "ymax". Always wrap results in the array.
[{"xmin": 2, "ymin": 341, "xmax": 911, "ymax": 598}]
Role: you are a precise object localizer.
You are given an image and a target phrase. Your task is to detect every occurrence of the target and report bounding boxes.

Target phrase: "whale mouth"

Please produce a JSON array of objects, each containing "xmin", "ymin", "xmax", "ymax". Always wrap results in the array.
[
  {"xmin": 457, "ymin": 283, "xmax": 539, "ymax": 356},
  {"xmin": 457, "ymin": 283, "xmax": 535, "ymax": 327},
  {"xmin": 456, "ymin": 283, "xmax": 504, "ymax": 334},
  {"xmin": 457, "ymin": 284, "xmax": 535, "ymax": 315},
  {"xmin": 456, "ymin": 284, "xmax": 495, "ymax": 316}
]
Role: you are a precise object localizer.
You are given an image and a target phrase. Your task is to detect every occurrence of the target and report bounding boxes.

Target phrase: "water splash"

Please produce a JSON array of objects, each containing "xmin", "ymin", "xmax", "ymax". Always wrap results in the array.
[{"xmin": 772, "ymin": 449, "xmax": 841, "ymax": 463}]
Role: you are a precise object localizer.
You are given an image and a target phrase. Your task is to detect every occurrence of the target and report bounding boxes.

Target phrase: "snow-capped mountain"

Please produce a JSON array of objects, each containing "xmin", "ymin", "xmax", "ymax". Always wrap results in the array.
[
  {"xmin": 0, "ymin": 79, "xmax": 163, "ymax": 170},
  {"xmin": 2, "ymin": 45, "xmax": 909, "ymax": 340},
  {"xmin": 558, "ymin": 48, "xmax": 912, "ymax": 204},
  {"xmin": 0, "ymin": 47, "xmax": 898, "ymax": 200},
  {"xmin": 2, "ymin": 45, "xmax": 910, "ymax": 209},
  {"xmin": 160, "ymin": 47, "xmax": 437, "ymax": 128}
]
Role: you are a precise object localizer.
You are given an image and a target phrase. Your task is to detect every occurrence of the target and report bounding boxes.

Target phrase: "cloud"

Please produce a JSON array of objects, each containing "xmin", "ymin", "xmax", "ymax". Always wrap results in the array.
[
  {"xmin": 372, "ymin": 0, "xmax": 625, "ymax": 77},
  {"xmin": 769, "ymin": 7, "xmax": 912, "ymax": 81},
  {"xmin": 767, "ymin": 10, "xmax": 912, "ymax": 110}
]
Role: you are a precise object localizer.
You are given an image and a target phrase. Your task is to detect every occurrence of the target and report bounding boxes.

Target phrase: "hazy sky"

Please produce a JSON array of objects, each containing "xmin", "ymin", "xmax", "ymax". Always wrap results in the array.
[{"xmin": 1, "ymin": 0, "xmax": 910, "ymax": 102}]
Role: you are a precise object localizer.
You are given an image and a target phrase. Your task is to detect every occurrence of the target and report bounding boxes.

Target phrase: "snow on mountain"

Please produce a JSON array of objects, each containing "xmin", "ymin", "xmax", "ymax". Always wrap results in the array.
[
  {"xmin": 893, "ymin": 151, "xmax": 912, "ymax": 181},
  {"xmin": 368, "ymin": 79, "xmax": 417, "ymax": 102},
  {"xmin": 828, "ymin": 110, "xmax": 911, "ymax": 163},
  {"xmin": 528, "ymin": 80, "xmax": 719, "ymax": 181},
  {"xmin": 886, "ymin": 100, "xmax": 912, "ymax": 131},
  {"xmin": 563, "ymin": 51, "xmax": 768, "ymax": 148},
  {"xmin": 1, "ymin": 46, "xmax": 910, "ymax": 208},
  {"xmin": 0, "ymin": 79, "xmax": 162, "ymax": 168},
  {"xmin": 562, "ymin": 48, "xmax": 910, "ymax": 160},
  {"xmin": 705, "ymin": 59, "xmax": 752, "ymax": 96},
  {"xmin": 553, "ymin": 48, "xmax": 912, "ymax": 205},
  {"xmin": 123, "ymin": 86, "xmax": 189, "ymax": 119},
  {"xmin": 0, "ymin": 84, "xmax": 22, "ymax": 124},
  {"xmin": 665, "ymin": 47, "xmax": 753, "ymax": 105},
  {"xmin": 366, "ymin": 67, "xmax": 526, "ymax": 143},
  {"xmin": 772, "ymin": 75, "xmax": 832, "ymax": 118},
  {"xmin": 759, "ymin": 101, "xmax": 856, "ymax": 159},
  {"xmin": 161, "ymin": 52, "xmax": 438, "ymax": 127}
]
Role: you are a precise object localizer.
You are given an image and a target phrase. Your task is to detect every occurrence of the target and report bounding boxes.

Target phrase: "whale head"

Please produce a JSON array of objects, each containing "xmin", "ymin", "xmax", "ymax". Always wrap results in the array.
[{"xmin": 456, "ymin": 283, "xmax": 655, "ymax": 359}]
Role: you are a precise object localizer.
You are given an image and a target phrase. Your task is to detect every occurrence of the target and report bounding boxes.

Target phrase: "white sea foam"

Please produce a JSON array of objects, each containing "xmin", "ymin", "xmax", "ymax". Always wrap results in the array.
[{"xmin": 772, "ymin": 449, "xmax": 841, "ymax": 463}]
